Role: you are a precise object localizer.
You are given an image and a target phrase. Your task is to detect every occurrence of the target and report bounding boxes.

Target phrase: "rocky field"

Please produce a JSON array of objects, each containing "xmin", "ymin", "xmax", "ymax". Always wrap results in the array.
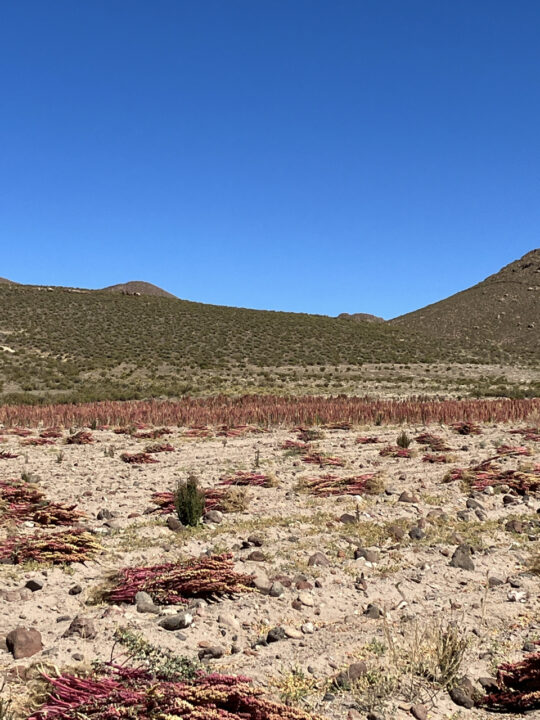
[{"xmin": 0, "ymin": 418, "xmax": 539, "ymax": 719}]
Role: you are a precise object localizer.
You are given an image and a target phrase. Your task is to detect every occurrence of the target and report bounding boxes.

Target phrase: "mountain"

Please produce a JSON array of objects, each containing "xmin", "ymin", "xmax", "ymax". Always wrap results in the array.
[
  {"xmin": 0, "ymin": 277, "xmax": 17, "ymax": 285},
  {"xmin": 391, "ymin": 249, "xmax": 540, "ymax": 363},
  {"xmin": 101, "ymin": 281, "xmax": 177, "ymax": 299}
]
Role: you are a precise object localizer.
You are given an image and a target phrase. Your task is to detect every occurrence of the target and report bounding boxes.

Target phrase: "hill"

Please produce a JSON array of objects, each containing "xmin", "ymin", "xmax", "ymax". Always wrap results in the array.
[
  {"xmin": 337, "ymin": 312, "xmax": 385, "ymax": 323},
  {"xmin": 391, "ymin": 249, "xmax": 540, "ymax": 364},
  {"xmin": 101, "ymin": 280, "xmax": 177, "ymax": 298}
]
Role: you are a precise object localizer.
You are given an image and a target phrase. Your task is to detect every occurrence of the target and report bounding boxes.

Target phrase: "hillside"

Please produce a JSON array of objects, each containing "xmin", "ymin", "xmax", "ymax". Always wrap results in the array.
[
  {"xmin": 102, "ymin": 280, "xmax": 177, "ymax": 298},
  {"xmin": 392, "ymin": 249, "xmax": 540, "ymax": 364}
]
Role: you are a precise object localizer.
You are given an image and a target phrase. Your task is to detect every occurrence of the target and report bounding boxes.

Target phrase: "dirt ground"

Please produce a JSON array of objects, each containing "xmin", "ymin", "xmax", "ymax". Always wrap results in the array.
[{"xmin": 0, "ymin": 421, "xmax": 539, "ymax": 719}]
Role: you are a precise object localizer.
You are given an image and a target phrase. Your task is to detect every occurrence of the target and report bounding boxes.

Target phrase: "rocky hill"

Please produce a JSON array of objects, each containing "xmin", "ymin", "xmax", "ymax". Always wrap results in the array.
[{"xmin": 101, "ymin": 281, "xmax": 177, "ymax": 298}]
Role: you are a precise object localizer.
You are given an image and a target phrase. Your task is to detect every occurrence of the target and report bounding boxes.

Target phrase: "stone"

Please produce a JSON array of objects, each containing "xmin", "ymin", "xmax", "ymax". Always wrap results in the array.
[
  {"xmin": 25, "ymin": 579, "xmax": 44, "ymax": 592},
  {"xmin": 198, "ymin": 645, "xmax": 224, "ymax": 660},
  {"xmin": 364, "ymin": 603, "xmax": 382, "ymax": 619},
  {"xmin": 301, "ymin": 622, "xmax": 314, "ymax": 634},
  {"xmin": 247, "ymin": 534, "xmax": 264, "ymax": 546},
  {"xmin": 266, "ymin": 626, "xmax": 287, "ymax": 643},
  {"xmin": 308, "ymin": 552, "xmax": 330, "ymax": 567},
  {"xmin": 135, "ymin": 591, "xmax": 159, "ymax": 614},
  {"xmin": 63, "ymin": 616, "xmax": 97, "ymax": 639},
  {"xmin": 334, "ymin": 661, "xmax": 367, "ymax": 688},
  {"xmin": 388, "ymin": 524, "xmax": 406, "ymax": 540},
  {"xmin": 269, "ymin": 581, "xmax": 285, "ymax": 597},
  {"xmin": 449, "ymin": 544, "xmax": 475, "ymax": 571},
  {"xmin": 6, "ymin": 627, "xmax": 43, "ymax": 659},
  {"xmin": 166, "ymin": 516, "xmax": 183, "ymax": 532},
  {"xmin": 354, "ymin": 548, "xmax": 379, "ymax": 563},
  {"xmin": 159, "ymin": 612, "xmax": 193, "ymax": 631},
  {"xmin": 399, "ymin": 491, "xmax": 418, "ymax": 503},
  {"xmin": 96, "ymin": 508, "xmax": 113, "ymax": 520},
  {"xmin": 488, "ymin": 576, "xmax": 504, "ymax": 588},
  {"xmin": 247, "ymin": 550, "xmax": 265, "ymax": 562},
  {"xmin": 68, "ymin": 584, "xmax": 83, "ymax": 595},
  {"xmin": 449, "ymin": 677, "xmax": 477, "ymax": 709},
  {"xmin": 339, "ymin": 513, "xmax": 356, "ymax": 524},
  {"xmin": 203, "ymin": 510, "xmax": 223, "ymax": 524},
  {"xmin": 297, "ymin": 592, "xmax": 314, "ymax": 607},
  {"xmin": 409, "ymin": 526, "xmax": 425, "ymax": 540},
  {"xmin": 283, "ymin": 625, "xmax": 303, "ymax": 639},
  {"xmin": 505, "ymin": 519, "xmax": 524, "ymax": 534},
  {"xmin": 411, "ymin": 704, "xmax": 428, "ymax": 720},
  {"xmin": 218, "ymin": 613, "xmax": 240, "ymax": 631}
]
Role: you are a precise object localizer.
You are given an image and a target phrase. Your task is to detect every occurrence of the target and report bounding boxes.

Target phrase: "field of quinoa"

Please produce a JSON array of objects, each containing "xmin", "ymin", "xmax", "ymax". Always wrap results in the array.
[{"xmin": 0, "ymin": 397, "xmax": 539, "ymax": 720}]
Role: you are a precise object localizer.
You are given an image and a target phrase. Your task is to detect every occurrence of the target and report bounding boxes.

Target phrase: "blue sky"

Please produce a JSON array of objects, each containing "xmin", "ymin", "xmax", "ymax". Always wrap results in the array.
[{"xmin": 1, "ymin": 1, "xmax": 538, "ymax": 319}]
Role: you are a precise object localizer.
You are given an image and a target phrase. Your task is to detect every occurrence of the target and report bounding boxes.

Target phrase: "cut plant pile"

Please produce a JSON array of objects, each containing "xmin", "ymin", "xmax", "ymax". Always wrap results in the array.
[
  {"xmin": 422, "ymin": 453, "xmax": 452, "ymax": 463},
  {"xmin": 132, "ymin": 427, "xmax": 172, "ymax": 439},
  {"xmin": 120, "ymin": 452, "xmax": 159, "ymax": 464},
  {"xmin": 301, "ymin": 454, "xmax": 346, "ymax": 467},
  {"xmin": 300, "ymin": 473, "xmax": 379, "ymax": 497},
  {"xmin": 415, "ymin": 432, "xmax": 450, "ymax": 451},
  {"xmin": 0, "ymin": 450, "xmax": 18, "ymax": 459},
  {"xmin": 22, "ymin": 437, "xmax": 56, "ymax": 446},
  {"xmin": 355, "ymin": 436, "xmax": 380, "ymax": 444},
  {"xmin": 379, "ymin": 445, "xmax": 413, "ymax": 458},
  {"xmin": 219, "ymin": 471, "xmax": 275, "ymax": 487},
  {"xmin": 483, "ymin": 652, "xmax": 540, "ymax": 712},
  {"xmin": 145, "ymin": 442, "xmax": 175, "ymax": 453},
  {"xmin": 66, "ymin": 430, "xmax": 94, "ymax": 445},
  {"xmin": 495, "ymin": 445, "xmax": 532, "ymax": 456},
  {"xmin": 217, "ymin": 424, "xmax": 268, "ymax": 437},
  {"xmin": 445, "ymin": 460, "xmax": 540, "ymax": 494},
  {"xmin": 40, "ymin": 428, "xmax": 63, "ymax": 438},
  {"xmin": 28, "ymin": 663, "xmax": 323, "ymax": 720},
  {"xmin": 451, "ymin": 421, "xmax": 482, "ymax": 435},
  {"xmin": 510, "ymin": 427, "xmax": 540, "ymax": 442},
  {"xmin": 0, "ymin": 479, "xmax": 85, "ymax": 525},
  {"xmin": 0, "ymin": 529, "xmax": 101, "ymax": 564},
  {"xmin": 103, "ymin": 553, "xmax": 254, "ymax": 605}
]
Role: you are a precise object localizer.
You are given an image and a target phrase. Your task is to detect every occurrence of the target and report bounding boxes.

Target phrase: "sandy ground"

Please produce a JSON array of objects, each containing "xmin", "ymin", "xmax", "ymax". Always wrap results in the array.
[{"xmin": 0, "ymin": 421, "xmax": 539, "ymax": 719}]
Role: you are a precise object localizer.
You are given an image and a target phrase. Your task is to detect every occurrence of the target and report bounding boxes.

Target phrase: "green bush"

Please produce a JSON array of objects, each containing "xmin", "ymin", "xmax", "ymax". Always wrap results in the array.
[
  {"xmin": 396, "ymin": 431, "xmax": 411, "ymax": 448},
  {"xmin": 174, "ymin": 475, "xmax": 206, "ymax": 526}
]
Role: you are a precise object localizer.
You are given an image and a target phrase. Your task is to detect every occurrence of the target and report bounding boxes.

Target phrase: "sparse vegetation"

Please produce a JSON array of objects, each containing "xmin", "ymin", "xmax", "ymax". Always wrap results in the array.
[{"xmin": 174, "ymin": 475, "xmax": 206, "ymax": 526}]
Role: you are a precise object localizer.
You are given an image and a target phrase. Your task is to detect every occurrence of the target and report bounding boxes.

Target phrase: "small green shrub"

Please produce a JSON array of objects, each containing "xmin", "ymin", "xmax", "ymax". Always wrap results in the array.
[
  {"xmin": 174, "ymin": 475, "xmax": 206, "ymax": 526},
  {"xmin": 396, "ymin": 431, "xmax": 411, "ymax": 448}
]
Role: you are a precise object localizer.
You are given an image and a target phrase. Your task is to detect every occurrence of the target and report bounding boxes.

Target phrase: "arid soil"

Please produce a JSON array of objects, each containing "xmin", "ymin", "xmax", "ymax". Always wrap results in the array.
[{"xmin": 0, "ymin": 421, "xmax": 539, "ymax": 719}]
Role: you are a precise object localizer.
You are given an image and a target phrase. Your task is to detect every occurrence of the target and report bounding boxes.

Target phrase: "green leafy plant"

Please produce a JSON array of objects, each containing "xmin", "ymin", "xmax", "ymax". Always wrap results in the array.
[{"xmin": 174, "ymin": 475, "xmax": 206, "ymax": 526}]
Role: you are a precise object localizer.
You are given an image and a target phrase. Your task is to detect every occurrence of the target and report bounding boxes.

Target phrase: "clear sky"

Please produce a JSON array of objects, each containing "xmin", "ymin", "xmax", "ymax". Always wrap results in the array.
[{"xmin": 1, "ymin": 1, "xmax": 539, "ymax": 319}]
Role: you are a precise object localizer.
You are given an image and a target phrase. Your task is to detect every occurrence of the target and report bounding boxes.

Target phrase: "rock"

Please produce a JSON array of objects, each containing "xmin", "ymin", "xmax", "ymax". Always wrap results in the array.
[
  {"xmin": 409, "ymin": 526, "xmax": 425, "ymax": 540},
  {"xmin": 308, "ymin": 552, "xmax": 330, "ymax": 567},
  {"xmin": 448, "ymin": 677, "xmax": 476, "ymax": 709},
  {"xmin": 218, "ymin": 613, "xmax": 240, "ymax": 631},
  {"xmin": 339, "ymin": 513, "xmax": 356, "ymax": 524},
  {"xmin": 135, "ymin": 591, "xmax": 159, "ymax": 614},
  {"xmin": 364, "ymin": 603, "xmax": 382, "ymax": 619},
  {"xmin": 505, "ymin": 519, "xmax": 524, "ymax": 534},
  {"xmin": 68, "ymin": 584, "xmax": 83, "ymax": 595},
  {"xmin": 449, "ymin": 544, "xmax": 475, "ymax": 571},
  {"xmin": 347, "ymin": 711, "xmax": 363, "ymax": 720},
  {"xmin": 269, "ymin": 581, "xmax": 285, "ymax": 597},
  {"xmin": 96, "ymin": 508, "xmax": 113, "ymax": 520},
  {"xmin": 283, "ymin": 625, "xmax": 303, "ymax": 639},
  {"xmin": 25, "ymin": 579, "xmax": 44, "ymax": 592},
  {"xmin": 247, "ymin": 550, "xmax": 265, "ymax": 562},
  {"xmin": 159, "ymin": 612, "xmax": 193, "ymax": 631},
  {"xmin": 354, "ymin": 548, "xmax": 379, "ymax": 563},
  {"xmin": 411, "ymin": 704, "xmax": 428, "ymax": 720},
  {"xmin": 399, "ymin": 491, "xmax": 418, "ymax": 503},
  {"xmin": 0, "ymin": 589, "xmax": 24, "ymax": 602},
  {"xmin": 478, "ymin": 676, "xmax": 499, "ymax": 692},
  {"xmin": 334, "ymin": 661, "xmax": 368, "ymax": 688},
  {"xmin": 247, "ymin": 534, "xmax": 264, "ymax": 546},
  {"xmin": 301, "ymin": 622, "xmax": 314, "ymax": 634},
  {"xmin": 6, "ymin": 627, "xmax": 43, "ymax": 659},
  {"xmin": 166, "ymin": 516, "xmax": 183, "ymax": 532},
  {"xmin": 198, "ymin": 645, "xmax": 224, "ymax": 660},
  {"xmin": 63, "ymin": 616, "xmax": 97, "ymax": 639},
  {"xmin": 297, "ymin": 592, "xmax": 314, "ymax": 607},
  {"xmin": 466, "ymin": 498, "xmax": 484, "ymax": 510},
  {"xmin": 267, "ymin": 626, "xmax": 287, "ymax": 643},
  {"xmin": 488, "ymin": 576, "xmax": 504, "ymax": 588},
  {"xmin": 203, "ymin": 510, "xmax": 223, "ymax": 525},
  {"xmin": 388, "ymin": 524, "xmax": 406, "ymax": 540}
]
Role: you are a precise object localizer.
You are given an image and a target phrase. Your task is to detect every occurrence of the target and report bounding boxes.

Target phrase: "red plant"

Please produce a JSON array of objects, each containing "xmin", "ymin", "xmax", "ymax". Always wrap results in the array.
[
  {"xmin": 132, "ymin": 427, "xmax": 173, "ymax": 439},
  {"xmin": 183, "ymin": 426, "xmax": 213, "ymax": 437},
  {"xmin": 482, "ymin": 652, "xmax": 540, "ymax": 712},
  {"xmin": 120, "ymin": 452, "xmax": 158, "ymax": 464},
  {"xmin": 5, "ymin": 427, "xmax": 32, "ymax": 437},
  {"xmin": 39, "ymin": 428, "xmax": 63, "ymax": 438},
  {"xmin": 28, "ymin": 663, "xmax": 323, "ymax": 720},
  {"xmin": 280, "ymin": 439, "xmax": 310, "ymax": 451},
  {"xmin": 0, "ymin": 529, "xmax": 101, "ymax": 565},
  {"xmin": 219, "ymin": 471, "xmax": 274, "ymax": 487},
  {"xmin": 217, "ymin": 424, "xmax": 268, "ymax": 437},
  {"xmin": 450, "ymin": 421, "xmax": 482, "ymax": 435},
  {"xmin": 415, "ymin": 432, "xmax": 450, "ymax": 451},
  {"xmin": 104, "ymin": 553, "xmax": 254, "ymax": 605},
  {"xmin": 509, "ymin": 427, "xmax": 540, "ymax": 442},
  {"xmin": 0, "ymin": 450, "xmax": 18, "ymax": 459},
  {"xmin": 302, "ymin": 453, "xmax": 345, "ymax": 467},
  {"xmin": 379, "ymin": 445, "xmax": 413, "ymax": 458},
  {"xmin": 356, "ymin": 436, "xmax": 381, "ymax": 444},
  {"xmin": 0, "ymin": 479, "xmax": 85, "ymax": 526},
  {"xmin": 22, "ymin": 437, "xmax": 56, "ymax": 446},
  {"xmin": 66, "ymin": 430, "xmax": 94, "ymax": 445},
  {"xmin": 496, "ymin": 445, "xmax": 532, "ymax": 456},
  {"xmin": 422, "ymin": 453, "xmax": 452, "ymax": 463},
  {"xmin": 1, "ymin": 397, "xmax": 539, "ymax": 429},
  {"xmin": 302, "ymin": 473, "xmax": 378, "ymax": 497},
  {"xmin": 145, "ymin": 443, "xmax": 175, "ymax": 453}
]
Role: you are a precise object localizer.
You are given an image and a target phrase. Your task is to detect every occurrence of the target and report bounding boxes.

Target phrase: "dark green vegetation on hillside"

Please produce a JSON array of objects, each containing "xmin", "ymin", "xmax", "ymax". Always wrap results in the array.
[{"xmin": 0, "ymin": 251, "xmax": 538, "ymax": 403}]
